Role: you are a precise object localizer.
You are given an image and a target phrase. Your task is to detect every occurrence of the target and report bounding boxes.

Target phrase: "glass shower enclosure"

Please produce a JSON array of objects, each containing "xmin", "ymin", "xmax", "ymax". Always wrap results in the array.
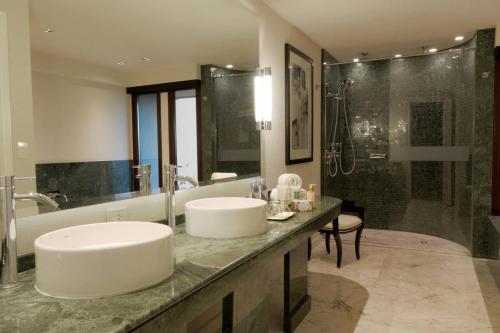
[{"xmin": 322, "ymin": 40, "xmax": 476, "ymax": 250}]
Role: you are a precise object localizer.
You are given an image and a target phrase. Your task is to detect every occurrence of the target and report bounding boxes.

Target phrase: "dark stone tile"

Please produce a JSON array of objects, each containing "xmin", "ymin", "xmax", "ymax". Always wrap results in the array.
[
  {"xmin": 471, "ymin": 29, "xmax": 497, "ymax": 259},
  {"xmin": 35, "ymin": 160, "xmax": 133, "ymax": 209},
  {"xmin": 321, "ymin": 30, "xmax": 496, "ymax": 258},
  {"xmin": 200, "ymin": 65, "xmax": 260, "ymax": 181}
]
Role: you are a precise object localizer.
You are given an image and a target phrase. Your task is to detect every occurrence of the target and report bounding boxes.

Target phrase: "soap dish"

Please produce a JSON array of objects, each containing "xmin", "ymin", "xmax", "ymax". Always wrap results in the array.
[{"xmin": 267, "ymin": 211, "xmax": 296, "ymax": 221}]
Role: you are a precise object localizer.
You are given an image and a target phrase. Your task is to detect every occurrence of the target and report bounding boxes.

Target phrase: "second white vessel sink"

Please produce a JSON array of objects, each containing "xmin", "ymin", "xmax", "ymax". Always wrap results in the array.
[
  {"xmin": 34, "ymin": 221, "xmax": 174, "ymax": 299},
  {"xmin": 185, "ymin": 197, "xmax": 267, "ymax": 238}
]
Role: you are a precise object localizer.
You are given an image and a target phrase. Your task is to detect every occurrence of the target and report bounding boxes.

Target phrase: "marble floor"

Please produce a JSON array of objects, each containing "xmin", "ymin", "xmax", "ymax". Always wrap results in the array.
[{"xmin": 297, "ymin": 229, "xmax": 500, "ymax": 333}]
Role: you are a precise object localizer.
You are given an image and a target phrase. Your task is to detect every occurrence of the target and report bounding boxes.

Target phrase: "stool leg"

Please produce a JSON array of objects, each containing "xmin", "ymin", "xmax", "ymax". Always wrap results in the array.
[
  {"xmin": 307, "ymin": 237, "xmax": 311, "ymax": 261},
  {"xmin": 325, "ymin": 233, "xmax": 331, "ymax": 254},
  {"xmin": 333, "ymin": 232, "xmax": 342, "ymax": 268},
  {"xmin": 355, "ymin": 226, "xmax": 363, "ymax": 260}
]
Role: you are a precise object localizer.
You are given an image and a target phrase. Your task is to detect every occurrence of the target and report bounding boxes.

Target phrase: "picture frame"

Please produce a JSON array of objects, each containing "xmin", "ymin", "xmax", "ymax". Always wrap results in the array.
[{"xmin": 285, "ymin": 43, "xmax": 314, "ymax": 165}]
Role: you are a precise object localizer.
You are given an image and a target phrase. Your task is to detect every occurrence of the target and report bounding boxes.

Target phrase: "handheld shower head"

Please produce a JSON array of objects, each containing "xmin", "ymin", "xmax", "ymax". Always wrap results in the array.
[
  {"xmin": 334, "ymin": 79, "xmax": 354, "ymax": 99},
  {"xmin": 343, "ymin": 79, "xmax": 354, "ymax": 87}
]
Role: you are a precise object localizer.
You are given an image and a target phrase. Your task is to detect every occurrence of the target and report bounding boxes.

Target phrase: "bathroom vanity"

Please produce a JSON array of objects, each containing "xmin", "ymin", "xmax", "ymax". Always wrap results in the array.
[{"xmin": 0, "ymin": 196, "xmax": 341, "ymax": 333}]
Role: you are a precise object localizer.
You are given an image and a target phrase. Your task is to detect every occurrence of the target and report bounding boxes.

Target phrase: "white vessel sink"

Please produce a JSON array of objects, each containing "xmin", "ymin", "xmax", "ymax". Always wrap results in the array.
[
  {"xmin": 34, "ymin": 221, "xmax": 174, "ymax": 299},
  {"xmin": 185, "ymin": 197, "xmax": 267, "ymax": 238}
]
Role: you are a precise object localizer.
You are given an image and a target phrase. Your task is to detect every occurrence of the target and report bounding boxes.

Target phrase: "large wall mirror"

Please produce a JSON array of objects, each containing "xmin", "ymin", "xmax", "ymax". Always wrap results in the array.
[{"xmin": 23, "ymin": 0, "xmax": 259, "ymax": 212}]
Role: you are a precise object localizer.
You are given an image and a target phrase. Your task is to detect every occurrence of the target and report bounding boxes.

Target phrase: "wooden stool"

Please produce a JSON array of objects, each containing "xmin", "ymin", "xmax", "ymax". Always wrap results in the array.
[{"xmin": 319, "ymin": 200, "xmax": 364, "ymax": 268}]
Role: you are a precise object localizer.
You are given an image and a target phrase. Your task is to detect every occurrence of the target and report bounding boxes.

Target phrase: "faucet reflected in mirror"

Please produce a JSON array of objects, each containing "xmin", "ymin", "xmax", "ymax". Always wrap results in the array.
[{"xmin": 133, "ymin": 164, "xmax": 152, "ymax": 196}]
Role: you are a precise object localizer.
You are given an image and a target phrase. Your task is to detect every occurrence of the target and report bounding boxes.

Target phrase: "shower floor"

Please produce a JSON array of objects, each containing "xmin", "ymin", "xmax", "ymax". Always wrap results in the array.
[
  {"xmin": 296, "ymin": 230, "xmax": 499, "ymax": 333},
  {"xmin": 342, "ymin": 228, "xmax": 470, "ymax": 256},
  {"xmin": 389, "ymin": 199, "xmax": 471, "ymax": 251}
]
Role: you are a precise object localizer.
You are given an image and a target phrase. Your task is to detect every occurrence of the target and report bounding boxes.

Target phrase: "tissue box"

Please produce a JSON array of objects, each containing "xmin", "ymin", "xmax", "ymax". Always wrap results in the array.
[{"xmin": 290, "ymin": 200, "xmax": 313, "ymax": 212}]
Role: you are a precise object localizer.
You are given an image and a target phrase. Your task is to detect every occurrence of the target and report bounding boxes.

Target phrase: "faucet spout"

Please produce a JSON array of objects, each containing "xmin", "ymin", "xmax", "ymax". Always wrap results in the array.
[
  {"xmin": 14, "ymin": 192, "xmax": 60, "ymax": 211},
  {"xmin": 176, "ymin": 175, "xmax": 199, "ymax": 188},
  {"xmin": 163, "ymin": 165, "xmax": 199, "ymax": 232}
]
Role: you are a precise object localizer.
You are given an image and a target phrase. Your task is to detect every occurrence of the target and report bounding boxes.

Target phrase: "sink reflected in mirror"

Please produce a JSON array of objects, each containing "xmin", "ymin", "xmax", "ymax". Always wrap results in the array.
[
  {"xmin": 185, "ymin": 197, "xmax": 267, "ymax": 238},
  {"xmin": 34, "ymin": 222, "xmax": 173, "ymax": 299}
]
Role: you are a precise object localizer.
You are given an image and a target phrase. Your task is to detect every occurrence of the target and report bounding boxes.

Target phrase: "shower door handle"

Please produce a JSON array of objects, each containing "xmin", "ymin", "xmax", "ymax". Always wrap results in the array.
[{"xmin": 369, "ymin": 153, "xmax": 387, "ymax": 160}]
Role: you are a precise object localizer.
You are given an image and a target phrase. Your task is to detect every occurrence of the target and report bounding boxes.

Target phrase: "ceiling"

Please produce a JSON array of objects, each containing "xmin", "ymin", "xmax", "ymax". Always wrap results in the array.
[
  {"xmin": 263, "ymin": 0, "xmax": 500, "ymax": 62},
  {"xmin": 29, "ymin": 0, "xmax": 259, "ymax": 71}
]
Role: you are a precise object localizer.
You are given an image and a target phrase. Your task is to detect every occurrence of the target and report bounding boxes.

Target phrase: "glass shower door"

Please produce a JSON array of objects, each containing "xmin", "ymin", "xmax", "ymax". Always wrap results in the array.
[{"xmin": 321, "ymin": 45, "xmax": 475, "ymax": 251}]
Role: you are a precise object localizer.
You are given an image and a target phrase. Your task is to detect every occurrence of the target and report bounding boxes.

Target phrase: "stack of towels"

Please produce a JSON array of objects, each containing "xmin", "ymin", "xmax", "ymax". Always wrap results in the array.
[
  {"xmin": 277, "ymin": 173, "xmax": 302, "ymax": 188},
  {"xmin": 270, "ymin": 173, "xmax": 302, "ymax": 201}
]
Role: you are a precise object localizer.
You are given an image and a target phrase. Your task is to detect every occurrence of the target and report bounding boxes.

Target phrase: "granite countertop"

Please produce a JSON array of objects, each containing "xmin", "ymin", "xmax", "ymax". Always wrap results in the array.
[{"xmin": 0, "ymin": 196, "xmax": 341, "ymax": 333}]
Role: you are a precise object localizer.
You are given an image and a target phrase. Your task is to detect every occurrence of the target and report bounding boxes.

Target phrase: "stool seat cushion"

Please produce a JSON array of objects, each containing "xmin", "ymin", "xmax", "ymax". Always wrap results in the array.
[{"xmin": 323, "ymin": 214, "xmax": 362, "ymax": 230}]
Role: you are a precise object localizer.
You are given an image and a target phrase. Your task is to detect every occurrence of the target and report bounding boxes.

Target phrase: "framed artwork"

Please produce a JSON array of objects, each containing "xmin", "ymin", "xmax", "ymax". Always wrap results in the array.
[{"xmin": 285, "ymin": 43, "xmax": 314, "ymax": 165}]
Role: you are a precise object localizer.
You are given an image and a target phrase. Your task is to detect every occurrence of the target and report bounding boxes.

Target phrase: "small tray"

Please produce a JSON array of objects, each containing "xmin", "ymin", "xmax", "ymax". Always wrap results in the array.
[{"xmin": 267, "ymin": 211, "xmax": 296, "ymax": 221}]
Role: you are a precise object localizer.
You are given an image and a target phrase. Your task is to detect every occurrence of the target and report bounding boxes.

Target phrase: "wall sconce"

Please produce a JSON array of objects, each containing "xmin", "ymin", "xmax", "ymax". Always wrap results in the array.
[{"xmin": 254, "ymin": 67, "xmax": 272, "ymax": 131}]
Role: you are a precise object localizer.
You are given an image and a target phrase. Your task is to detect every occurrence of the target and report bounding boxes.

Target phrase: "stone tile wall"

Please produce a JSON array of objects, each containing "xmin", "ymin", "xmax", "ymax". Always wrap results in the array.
[{"xmin": 321, "ymin": 29, "xmax": 497, "ymax": 258}]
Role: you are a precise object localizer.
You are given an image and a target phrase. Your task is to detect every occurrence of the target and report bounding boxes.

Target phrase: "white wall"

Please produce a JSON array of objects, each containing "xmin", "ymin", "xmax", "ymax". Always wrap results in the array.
[
  {"xmin": 245, "ymin": 0, "xmax": 322, "ymax": 192},
  {"xmin": 32, "ymin": 69, "xmax": 130, "ymax": 163},
  {"xmin": 125, "ymin": 63, "xmax": 200, "ymax": 87},
  {"xmin": 0, "ymin": 11, "xmax": 13, "ymax": 175},
  {"xmin": 30, "ymin": 52, "xmax": 203, "ymax": 164},
  {"xmin": 0, "ymin": 0, "xmax": 35, "ymax": 194},
  {"xmin": 31, "ymin": 52, "xmax": 131, "ymax": 163}
]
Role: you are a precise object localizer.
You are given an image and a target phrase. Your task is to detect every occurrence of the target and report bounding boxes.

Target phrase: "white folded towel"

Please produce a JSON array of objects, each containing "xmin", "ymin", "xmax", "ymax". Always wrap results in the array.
[
  {"xmin": 277, "ymin": 173, "xmax": 302, "ymax": 188},
  {"xmin": 211, "ymin": 172, "xmax": 238, "ymax": 181}
]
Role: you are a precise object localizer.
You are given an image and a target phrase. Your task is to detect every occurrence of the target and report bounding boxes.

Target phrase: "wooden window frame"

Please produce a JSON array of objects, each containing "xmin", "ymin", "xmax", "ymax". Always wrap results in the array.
[
  {"xmin": 128, "ymin": 80, "xmax": 202, "ymax": 190},
  {"xmin": 493, "ymin": 47, "xmax": 500, "ymax": 214}
]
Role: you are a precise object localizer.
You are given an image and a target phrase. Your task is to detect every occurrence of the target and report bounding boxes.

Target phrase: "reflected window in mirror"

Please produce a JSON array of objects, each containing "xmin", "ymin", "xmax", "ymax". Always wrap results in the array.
[
  {"xmin": 173, "ymin": 89, "xmax": 201, "ymax": 189},
  {"xmin": 130, "ymin": 81, "xmax": 202, "ymax": 192},
  {"xmin": 134, "ymin": 93, "xmax": 162, "ymax": 189}
]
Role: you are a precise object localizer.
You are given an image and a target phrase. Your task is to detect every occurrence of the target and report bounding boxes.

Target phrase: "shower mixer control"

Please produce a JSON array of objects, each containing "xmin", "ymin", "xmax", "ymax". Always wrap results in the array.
[
  {"xmin": 324, "ymin": 150, "xmax": 333, "ymax": 163},
  {"xmin": 334, "ymin": 143, "xmax": 343, "ymax": 158}
]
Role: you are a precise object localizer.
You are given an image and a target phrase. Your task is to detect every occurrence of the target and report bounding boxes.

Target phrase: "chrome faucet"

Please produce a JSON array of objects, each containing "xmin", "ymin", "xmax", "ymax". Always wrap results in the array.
[
  {"xmin": 46, "ymin": 192, "xmax": 69, "ymax": 204},
  {"xmin": 0, "ymin": 176, "xmax": 60, "ymax": 289},
  {"xmin": 0, "ymin": 176, "xmax": 16, "ymax": 289},
  {"xmin": 133, "ymin": 164, "xmax": 152, "ymax": 195},
  {"xmin": 12, "ymin": 177, "xmax": 59, "ymax": 211},
  {"xmin": 14, "ymin": 192, "xmax": 60, "ymax": 210},
  {"xmin": 163, "ymin": 165, "xmax": 199, "ymax": 231}
]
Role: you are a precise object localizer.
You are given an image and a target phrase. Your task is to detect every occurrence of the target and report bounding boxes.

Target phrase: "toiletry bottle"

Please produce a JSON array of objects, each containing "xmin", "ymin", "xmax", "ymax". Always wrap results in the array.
[
  {"xmin": 307, "ymin": 184, "xmax": 316, "ymax": 209},
  {"xmin": 291, "ymin": 185, "xmax": 301, "ymax": 200},
  {"xmin": 250, "ymin": 179, "xmax": 258, "ymax": 198},
  {"xmin": 277, "ymin": 184, "xmax": 289, "ymax": 211},
  {"xmin": 260, "ymin": 178, "xmax": 268, "ymax": 201}
]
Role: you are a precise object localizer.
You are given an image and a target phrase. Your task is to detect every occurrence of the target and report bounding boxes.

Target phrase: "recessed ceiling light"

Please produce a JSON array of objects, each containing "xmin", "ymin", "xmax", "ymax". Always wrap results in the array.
[
  {"xmin": 323, "ymin": 62, "xmax": 327, "ymax": 65},
  {"xmin": 116, "ymin": 61, "xmax": 126, "ymax": 66},
  {"xmin": 225, "ymin": 64, "xmax": 234, "ymax": 69},
  {"xmin": 141, "ymin": 57, "xmax": 151, "ymax": 61},
  {"xmin": 454, "ymin": 35, "xmax": 464, "ymax": 41},
  {"xmin": 428, "ymin": 48, "xmax": 438, "ymax": 53},
  {"xmin": 353, "ymin": 58, "xmax": 360, "ymax": 63},
  {"xmin": 394, "ymin": 54, "xmax": 402, "ymax": 58},
  {"xmin": 44, "ymin": 28, "xmax": 55, "ymax": 33}
]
